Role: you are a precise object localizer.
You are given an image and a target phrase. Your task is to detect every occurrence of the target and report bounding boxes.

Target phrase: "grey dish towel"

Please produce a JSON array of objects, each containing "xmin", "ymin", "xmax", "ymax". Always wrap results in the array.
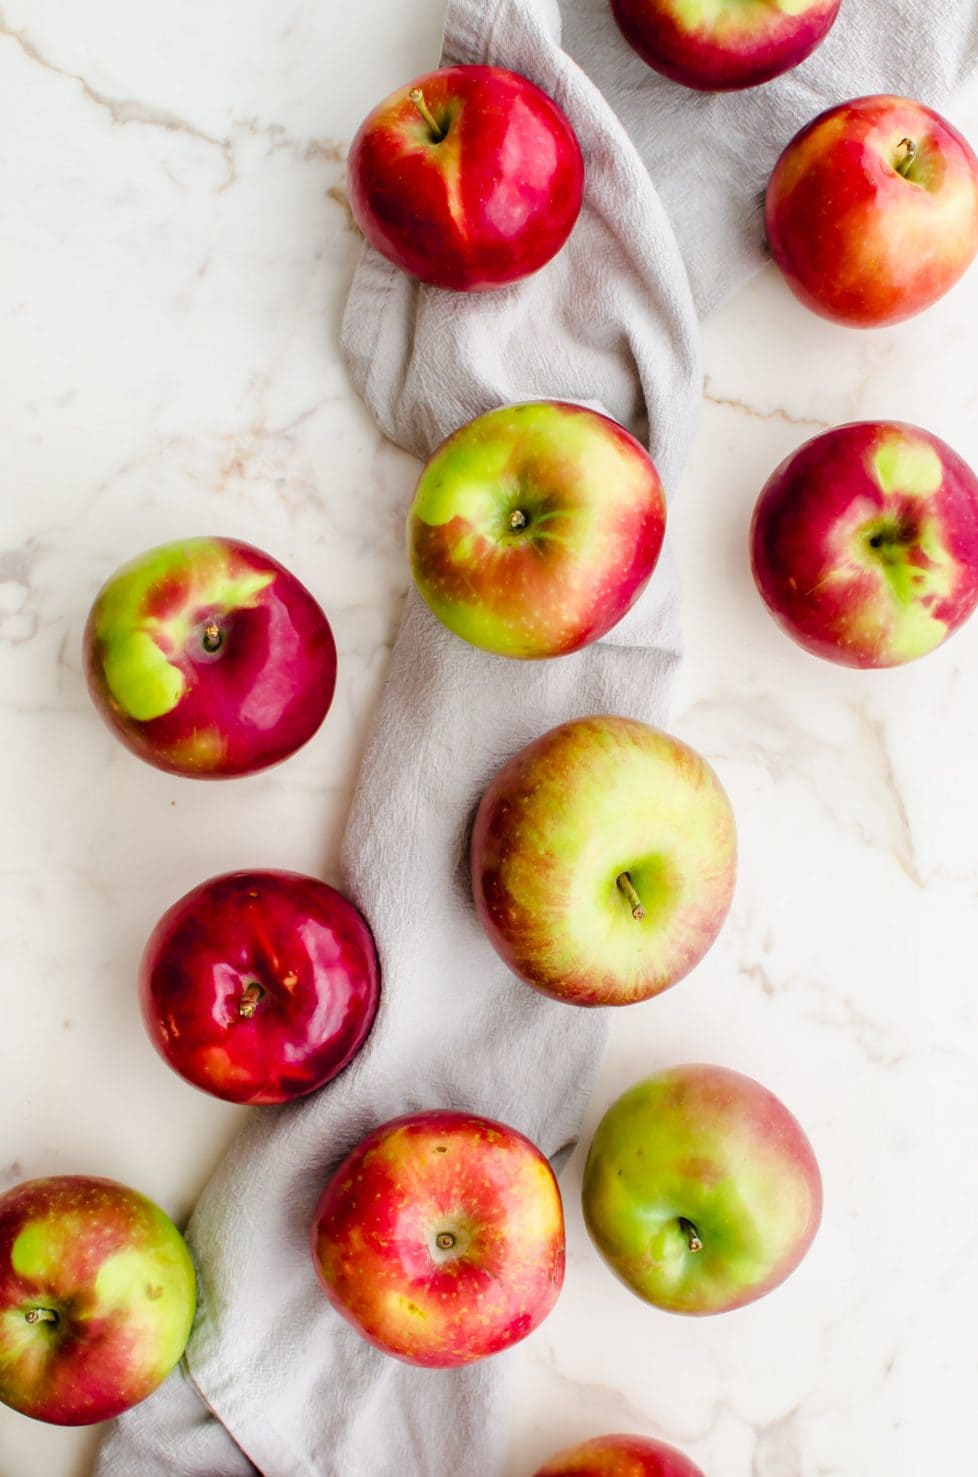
[{"xmin": 97, "ymin": 2, "xmax": 978, "ymax": 1474}]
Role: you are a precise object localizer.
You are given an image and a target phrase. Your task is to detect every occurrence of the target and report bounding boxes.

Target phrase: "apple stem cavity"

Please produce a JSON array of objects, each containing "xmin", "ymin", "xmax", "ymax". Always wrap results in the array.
[
  {"xmin": 678, "ymin": 1217, "xmax": 703, "ymax": 1253},
  {"xmin": 616, "ymin": 871, "xmax": 646, "ymax": 921},
  {"xmin": 894, "ymin": 137, "xmax": 918, "ymax": 178},
  {"xmin": 408, "ymin": 88, "xmax": 446, "ymax": 143},
  {"xmin": 201, "ymin": 621, "xmax": 224, "ymax": 654},
  {"xmin": 25, "ymin": 1307, "xmax": 59, "ymax": 1326},
  {"xmin": 238, "ymin": 981, "xmax": 265, "ymax": 1019}
]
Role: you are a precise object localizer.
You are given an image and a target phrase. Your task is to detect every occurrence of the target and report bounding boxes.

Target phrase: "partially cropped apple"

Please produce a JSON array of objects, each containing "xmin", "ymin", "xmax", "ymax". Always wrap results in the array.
[
  {"xmin": 750, "ymin": 421, "xmax": 978, "ymax": 667},
  {"xmin": 535, "ymin": 1433, "xmax": 704, "ymax": 1477},
  {"xmin": 348, "ymin": 65, "xmax": 584, "ymax": 291},
  {"xmin": 408, "ymin": 402, "xmax": 666, "ymax": 659},
  {"xmin": 766, "ymin": 95, "xmax": 978, "ymax": 326},
  {"xmin": 582, "ymin": 1065, "xmax": 822, "ymax": 1315},
  {"xmin": 85, "ymin": 537, "xmax": 337, "ymax": 778},
  {"xmin": 612, "ymin": 0, "xmax": 840, "ymax": 92},
  {"xmin": 310, "ymin": 1110, "xmax": 564, "ymax": 1366},
  {"xmin": 0, "ymin": 1176, "xmax": 196, "ymax": 1425},
  {"xmin": 471, "ymin": 716, "xmax": 736, "ymax": 1006},
  {"xmin": 140, "ymin": 870, "xmax": 380, "ymax": 1105}
]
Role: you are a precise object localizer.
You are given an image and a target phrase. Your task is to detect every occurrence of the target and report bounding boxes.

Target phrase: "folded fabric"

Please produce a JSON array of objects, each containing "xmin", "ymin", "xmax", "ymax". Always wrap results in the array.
[{"xmin": 97, "ymin": 1, "xmax": 978, "ymax": 1473}]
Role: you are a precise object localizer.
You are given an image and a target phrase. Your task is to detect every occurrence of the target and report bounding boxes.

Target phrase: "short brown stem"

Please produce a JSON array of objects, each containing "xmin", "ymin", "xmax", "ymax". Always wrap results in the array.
[
  {"xmin": 435, "ymin": 1231, "xmax": 456, "ymax": 1251},
  {"xmin": 238, "ymin": 982, "xmax": 265, "ymax": 1020},
  {"xmin": 894, "ymin": 137, "xmax": 917, "ymax": 177},
  {"xmin": 678, "ymin": 1217, "xmax": 702, "ymax": 1253},
  {"xmin": 509, "ymin": 509, "xmax": 528, "ymax": 531},
  {"xmin": 26, "ymin": 1308, "xmax": 59, "ymax": 1326},
  {"xmin": 201, "ymin": 621, "xmax": 223, "ymax": 654},
  {"xmin": 408, "ymin": 88, "xmax": 445, "ymax": 141},
  {"xmin": 616, "ymin": 871, "xmax": 646, "ymax": 921}
]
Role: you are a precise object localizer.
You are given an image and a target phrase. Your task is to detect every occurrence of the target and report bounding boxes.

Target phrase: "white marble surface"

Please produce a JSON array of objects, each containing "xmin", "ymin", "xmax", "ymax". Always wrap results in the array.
[{"xmin": 3, "ymin": 2, "xmax": 978, "ymax": 1474}]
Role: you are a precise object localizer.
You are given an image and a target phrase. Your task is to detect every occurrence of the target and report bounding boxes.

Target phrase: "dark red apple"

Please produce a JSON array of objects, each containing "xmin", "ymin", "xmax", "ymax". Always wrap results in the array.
[
  {"xmin": 310, "ymin": 1110, "xmax": 565, "ymax": 1366},
  {"xmin": 84, "ymin": 537, "xmax": 337, "ymax": 778},
  {"xmin": 766, "ymin": 95, "xmax": 978, "ymax": 326},
  {"xmin": 140, "ymin": 870, "xmax": 379, "ymax": 1105},
  {"xmin": 347, "ymin": 65, "xmax": 584, "ymax": 291}
]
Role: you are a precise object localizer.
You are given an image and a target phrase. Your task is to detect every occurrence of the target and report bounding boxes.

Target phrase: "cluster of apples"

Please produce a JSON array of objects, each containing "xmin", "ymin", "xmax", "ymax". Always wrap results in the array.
[{"xmin": 5, "ymin": 7, "xmax": 978, "ymax": 1476}]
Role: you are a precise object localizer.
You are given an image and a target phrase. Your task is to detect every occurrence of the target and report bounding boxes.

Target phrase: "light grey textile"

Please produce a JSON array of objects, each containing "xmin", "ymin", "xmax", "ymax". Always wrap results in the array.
[{"xmin": 97, "ymin": 1, "xmax": 978, "ymax": 1474}]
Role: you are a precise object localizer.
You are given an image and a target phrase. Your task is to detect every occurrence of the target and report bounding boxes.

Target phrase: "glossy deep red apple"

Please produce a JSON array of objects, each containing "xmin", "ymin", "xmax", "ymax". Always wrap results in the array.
[
  {"xmin": 0, "ymin": 1176, "xmax": 195, "ymax": 1425},
  {"xmin": 310, "ymin": 1110, "xmax": 565, "ymax": 1366},
  {"xmin": 140, "ymin": 870, "xmax": 379, "ymax": 1105},
  {"xmin": 750, "ymin": 421, "xmax": 978, "ymax": 667},
  {"xmin": 612, "ymin": 0, "xmax": 840, "ymax": 92},
  {"xmin": 766, "ymin": 95, "xmax": 978, "ymax": 326},
  {"xmin": 84, "ymin": 537, "xmax": 337, "ymax": 778},
  {"xmin": 348, "ymin": 65, "xmax": 584, "ymax": 291},
  {"xmin": 535, "ymin": 1432, "xmax": 705, "ymax": 1477}
]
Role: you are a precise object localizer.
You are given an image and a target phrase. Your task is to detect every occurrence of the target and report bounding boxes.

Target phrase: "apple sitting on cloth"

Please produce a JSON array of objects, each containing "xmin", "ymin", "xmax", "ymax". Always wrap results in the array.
[
  {"xmin": 582, "ymin": 1064, "xmax": 822, "ymax": 1314},
  {"xmin": 310, "ymin": 1110, "xmax": 564, "ymax": 1366},
  {"xmin": 408, "ymin": 402, "xmax": 667, "ymax": 659},
  {"xmin": 471, "ymin": 715, "xmax": 736, "ymax": 1005},
  {"xmin": 348, "ymin": 65, "xmax": 584, "ymax": 291},
  {"xmin": 0, "ymin": 1175, "xmax": 195, "ymax": 1425}
]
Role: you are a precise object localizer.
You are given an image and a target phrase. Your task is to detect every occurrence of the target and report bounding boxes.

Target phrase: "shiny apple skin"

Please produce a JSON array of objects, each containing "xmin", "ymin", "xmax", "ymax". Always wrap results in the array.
[
  {"xmin": 751, "ymin": 421, "xmax": 978, "ymax": 667},
  {"xmin": 140, "ymin": 870, "xmax": 380, "ymax": 1106},
  {"xmin": 347, "ymin": 65, "xmax": 585, "ymax": 292},
  {"xmin": 310, "ymin": 1110, "xmax": 565, "ymax": 1367},
  {"xmin": 612, "ymin": 0, "xmax": 840, "ymax": 92},
  {"xmin": 0, "ymin": 1176, "xmax": 196, "ymax": 1426},
  {"xmin": 535, "ymin": 1432, "xmax": 705, "ymax": 1477},
  {"xmin": 408, "ymin": 402, "xmax": 666, "ymax": 659},
  {"xmin": 84, "ymin": 537, "xmax": 337, "ymax": 778},
  {"xmin": 582, "ymin": 1065, "xmax": 822, "ymax": 1315},
  {"xmin": 766, "ymin": 95, "xmax": 978, "ymax": 326},
  {"xmin": 471, "ymin": 716, "xmax": 736, "ymax": 1006}
]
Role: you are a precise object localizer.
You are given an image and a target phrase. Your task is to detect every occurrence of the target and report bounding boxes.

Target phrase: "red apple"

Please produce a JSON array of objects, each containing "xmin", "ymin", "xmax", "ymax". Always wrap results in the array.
[
  {"xmin": 535, "ymin": 1433, "xmax": 704, "ymax": 1477},
  {"xmin": 408, "ymin": 401, "xmax": 666, "ymax": 659},
  {"xmin": 766, "ymin": 95, "xmax": 978, "ymax": 326},
  {"xmin": 582, "ymin": 1065, "xmax": 822, "ymax": 1315},
  {"xmin": 347, "ymin": 65, "xmax": 584, "ymax": 291},
  {"xmin": 750, "ymin": 421, "xmax": 978, "ymax": 667},
  {"xmin": 0, "ymin": 1176, "xmax": 195, "ymax": 1425},
  {"xmin": 84, "ymin": 537, "xmax": 337, "ymax": 778},
  {"xmin": 140, "ymin": 870, "xmax": 379, "ymax": 1105},
  {"xmin": 471, "ymin": 716, "xmax": 736, "ymax": 1006},
  {"xmin": 310, "ymin": 1111, "xmax": 564, "ymax": 1366},
  {"xmin": 612, "ymin": 0, "xmax": 840, "ymax": 92}
]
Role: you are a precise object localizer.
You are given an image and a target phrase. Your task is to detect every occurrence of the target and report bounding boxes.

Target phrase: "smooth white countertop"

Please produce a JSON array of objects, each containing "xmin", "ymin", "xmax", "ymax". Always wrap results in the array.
[{"xmin": 4, "ymin": 3, "xmax": 978, "ymax": 1474}]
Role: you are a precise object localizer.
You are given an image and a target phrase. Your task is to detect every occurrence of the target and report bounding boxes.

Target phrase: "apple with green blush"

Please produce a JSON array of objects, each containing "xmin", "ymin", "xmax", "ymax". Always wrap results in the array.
[
  {"xmin": 471, "ymin": 716, "xmax": 736, "ymax": 1006},
  {"xmin": 310, "ymin": 1110, "xmax": 565, "ymax": 1367},
  {"xmin": 348, "ymin": 66, "xmax": 584, "ymax": 292},
  {"xmin": 751, "ymin": 421, "xmax": 978, "ymax": 667},
  {"xmin": 408, "ymin": 402, "xmax": 666, "ymax": 660},
  {"xmin": 0, "ymin": 1175, "xmax": 196, "ymax": 1425},
  {"xmin": 611, "ymin": 0, "xmax": 841, "ymax": 92},
  {"xmin": 582, "ymin": 1065, "xmax": 822, "ymax": 1315},
  {"xmin": 766, "ymin": 95, "xmax": 978, "ymax": 325},
  {"xmin": 84, "ymin": 537, "xmax": 337, "ymax": 777},
  {"xmin": 534, "ymin": 1433, "xmax": 704, "ymax": 1477}
]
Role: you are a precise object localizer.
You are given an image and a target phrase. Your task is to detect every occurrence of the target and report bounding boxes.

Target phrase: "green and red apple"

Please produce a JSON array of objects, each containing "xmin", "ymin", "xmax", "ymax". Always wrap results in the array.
[
  {"xmin": 582, "ymin": 1065, "xmax": 822, "ymax": 1314},
  {"xmin": 408, "ymin": 402, "xmax": 667, "ymax": 660},
  {"xmin": 310, "ymin": 1110, "xmax": 564, "ymax": 1367},
  {"xmin": 766, "ymin": 95, "xmax": 978, "ymax": 326},
  {"xmin": 0, "ymin": 1175, "xmax": 196, "ymax": 1425},
  {"xmin": 750, "ymin": 420, "xmax": 978, "ymax": 666},
  {"xmin": 471, "ymin": 716, "xmax": 736, "ymax": 1005}
]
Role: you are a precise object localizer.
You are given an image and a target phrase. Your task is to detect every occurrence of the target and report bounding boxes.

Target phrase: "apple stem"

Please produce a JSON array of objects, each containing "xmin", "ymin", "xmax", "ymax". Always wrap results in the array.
[
  {"xmin": 238, "ymin": 982, "xmax": 265, "ymax": 1020},
  {"xmin": 509, "ymin": 510, "xmax": 528, "ymax": 531},
  {"xmin": 894, "ymin": 137, "xmax": 918, "ymax": 178},
  {"xmin": 616, "ymin": 872, "xmax": 646, "ymax": 921},
  {"xmin": 201, "ymin": 621, "xmax": 223, "ymax": 654},
  {"xmin": 25, "ymin": 1308, "xmax": 59, "ymax": 1326},
  {"xmin": 436, "ymin": 1231, "xmax": 457, "ymax": 1251},
  {"xmin": 678, "ymin": 1217, "xmax": 702, "ymax": 1253},
  {"xmin": 408, "ymin": 88, "xmax": 445, "ymax": 142}
]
